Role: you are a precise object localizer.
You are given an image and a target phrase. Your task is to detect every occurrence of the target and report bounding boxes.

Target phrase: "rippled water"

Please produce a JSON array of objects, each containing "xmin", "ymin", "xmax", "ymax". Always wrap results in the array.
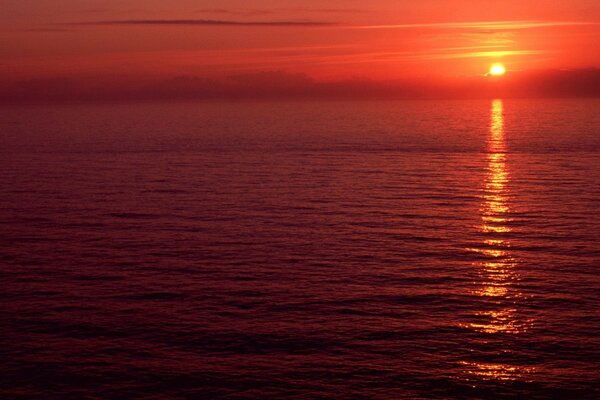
[{"xmin": 1, "ymin": 99, "xmax": 599, "ymax": 399}]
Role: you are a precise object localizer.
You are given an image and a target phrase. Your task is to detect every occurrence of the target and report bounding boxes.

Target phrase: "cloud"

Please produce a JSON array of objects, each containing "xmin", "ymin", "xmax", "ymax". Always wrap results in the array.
[
  {"xmin": 55, "ymin": 18, "xmax": 591, "ymax": 32},
  {"xmin": 169, "ymin": 45, "xmax": 538, "ymax": 70},
  {"xmin": 24, "ymin": 28, "xmax": 75, "ymax": 33},
  {"xmin": 52, "ymin": 18, "xmax": 594, "ymax": 33},
  {"xmin": 62, "ymin": 19, "xmax": 335, "ymax": 27},
  {"xmin": 347, "ymin": 20, "xmax": 594, "ymax": 31},
  {"xmin": 287, "ymin": 8, "xmax": 364, "ymax": 14},
  {"xmin": 195, "ymin": 8, "xmax": 272, "ymax": 17},
  {"xmin": 195, "ymin": 7, "xmax": 363, "ymax": 15},
  {"xmin": 413, "ymin": 49, "xmax": 544, "ymax": 61}
]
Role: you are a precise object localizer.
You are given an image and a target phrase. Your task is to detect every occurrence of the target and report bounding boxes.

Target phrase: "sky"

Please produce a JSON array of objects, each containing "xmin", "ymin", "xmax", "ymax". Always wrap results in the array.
[{"xmin": 1, "ymin": 1, "xmax": 600, "ymax": 100}]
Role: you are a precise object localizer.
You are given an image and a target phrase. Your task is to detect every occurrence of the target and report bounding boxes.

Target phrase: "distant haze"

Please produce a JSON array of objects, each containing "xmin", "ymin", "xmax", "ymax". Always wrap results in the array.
[{"xmin": 2, "ymin": 69, "xmax": 600, "ymax": 103}]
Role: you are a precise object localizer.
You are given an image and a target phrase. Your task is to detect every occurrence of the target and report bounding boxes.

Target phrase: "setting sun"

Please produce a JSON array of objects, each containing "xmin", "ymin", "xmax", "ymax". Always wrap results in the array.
[{"xmin": 489, "ymin": 64, "xmax": 507, "ymax": 76}]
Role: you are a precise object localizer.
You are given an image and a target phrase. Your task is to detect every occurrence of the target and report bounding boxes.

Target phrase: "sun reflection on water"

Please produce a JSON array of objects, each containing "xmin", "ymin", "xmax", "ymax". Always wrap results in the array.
[
  {"xmin": 459, "ymin": 99, "xmax": 535, "ymax": 383},
  {"xmin": 460, "ymin": 361, "xmax": 536, "ymax": 382}
]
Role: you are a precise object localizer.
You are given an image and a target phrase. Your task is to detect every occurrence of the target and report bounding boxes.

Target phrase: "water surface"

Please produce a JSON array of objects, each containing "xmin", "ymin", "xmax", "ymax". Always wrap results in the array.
[{"xmin": 1, "ymin": 99, "xmax": 599, "ymax": 399}]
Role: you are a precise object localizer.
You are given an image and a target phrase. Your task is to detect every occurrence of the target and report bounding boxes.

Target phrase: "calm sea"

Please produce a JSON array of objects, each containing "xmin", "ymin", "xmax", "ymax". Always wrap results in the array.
[{"xmin": 1, "ymin": 99, "xmax": 599, "ymax": 399}]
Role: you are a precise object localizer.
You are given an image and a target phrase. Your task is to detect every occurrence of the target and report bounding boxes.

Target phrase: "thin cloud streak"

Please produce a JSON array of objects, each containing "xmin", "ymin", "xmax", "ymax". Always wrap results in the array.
[
  {"xmin": 195, "ymin": 9, "xmax": 272, "ymax": 17},
  {"xmin": 414, "ymin": 50, "xmax": 544, "ymax": 61},
  {"xmin": 24, "ymin": 28, "xmax": 75, "ymax": 33},
  {"xmin": 61, "ymin": 19, "xmax": 335, "ymax": 27},
  {"xmin": 152, "ymin": 44, "xmax": 529, "ymax": 70},
  {"xmin": 54, "ymin": 19, "xmax": 593, "ymax": 31},
  {"xmin": 286, "ymin": 8, "xmax": 364, "ymax": 14},
  {"xmin": 346, "ymin": 20, "xmax": 594, "ymax": 30},
  {"xmin": 195, "ymin": 8, "xmax": 363, "ymax": 15}
]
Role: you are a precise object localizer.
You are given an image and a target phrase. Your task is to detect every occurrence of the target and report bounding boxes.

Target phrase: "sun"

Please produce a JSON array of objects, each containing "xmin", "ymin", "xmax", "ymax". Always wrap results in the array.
[{"xmin": 488, "ymin": 63, "xmax": 506, "ymax": 76}]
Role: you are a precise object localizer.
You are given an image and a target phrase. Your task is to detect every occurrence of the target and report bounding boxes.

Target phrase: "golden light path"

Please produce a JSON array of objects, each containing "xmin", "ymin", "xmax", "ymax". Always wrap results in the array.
[{"xmin": 460, "ymin": 99, "xmax": 535, "ymax": 383}]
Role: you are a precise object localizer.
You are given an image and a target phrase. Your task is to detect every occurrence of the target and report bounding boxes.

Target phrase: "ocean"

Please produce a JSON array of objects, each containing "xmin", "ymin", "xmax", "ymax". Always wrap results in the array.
[{"xmin": 1, "ymin": 99, "xmax": 599, "ymax": 399}]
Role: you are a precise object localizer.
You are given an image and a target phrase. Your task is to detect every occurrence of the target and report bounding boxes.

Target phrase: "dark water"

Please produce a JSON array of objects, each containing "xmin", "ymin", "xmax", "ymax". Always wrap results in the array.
[{"xmin": 1, "ymin": 99, "xmax": 599, "ymax": 399}]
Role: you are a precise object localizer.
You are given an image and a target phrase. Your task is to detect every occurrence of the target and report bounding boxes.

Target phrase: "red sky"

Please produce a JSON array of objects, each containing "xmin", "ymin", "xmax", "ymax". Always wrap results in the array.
[{"xmin": 2, "ymin": 1, "xmax": 600, "ymax": 99}]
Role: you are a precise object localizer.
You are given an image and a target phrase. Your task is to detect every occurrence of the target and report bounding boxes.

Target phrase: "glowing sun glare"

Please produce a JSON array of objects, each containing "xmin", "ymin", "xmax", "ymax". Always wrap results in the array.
[{"xmin": 489, "ymin": 64, "xmax": 506, "ymax": 76}]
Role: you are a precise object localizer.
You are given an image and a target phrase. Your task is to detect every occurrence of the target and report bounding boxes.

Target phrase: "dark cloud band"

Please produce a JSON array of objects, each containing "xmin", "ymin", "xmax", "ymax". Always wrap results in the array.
[{"xmin": 63, "ymin": 19, "xmax": 334, "ymax": 27}]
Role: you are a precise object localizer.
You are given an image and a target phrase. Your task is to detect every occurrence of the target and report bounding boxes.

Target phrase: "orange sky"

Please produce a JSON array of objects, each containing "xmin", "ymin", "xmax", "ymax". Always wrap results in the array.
[{"xmin": 1, "ymin": 1, "xmax": 599, "ymax": 86}]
